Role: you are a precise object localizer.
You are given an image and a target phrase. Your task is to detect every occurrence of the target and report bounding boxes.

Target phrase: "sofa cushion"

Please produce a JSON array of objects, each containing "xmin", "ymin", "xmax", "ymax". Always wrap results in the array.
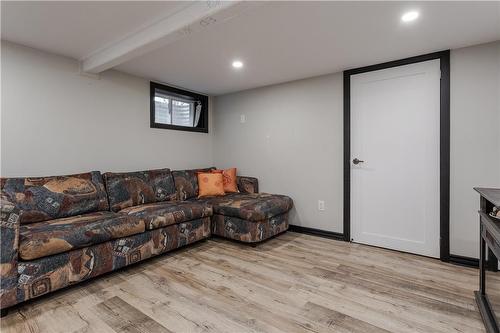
[
  {"xmin": 172, "ymin": 168, "xmax": 214, "ymax": 200},
  {"xmin": 103, "ymin": 168, "xmax": 176, "ymax": 212},
  {"xmin": 1, "ymin": 171, "xmax": 109, "ymax": 224},
  {"xmin": 212, "ymin": 168, "xmax": 239, "ymax": 193},
  {"xmin": 19, "ymin": 211, "xmax": 145, "ymax": 260},
  {"xmin": 119, "ymin": 201, "xmax": 213, "ymax": 230},
  {"xmin": 192, "ymin": 192, "xmax": 293, "ymax": 221},
  {"xmin": 197, "ymin": 172, "xmax": 225, "ymax": 198}
]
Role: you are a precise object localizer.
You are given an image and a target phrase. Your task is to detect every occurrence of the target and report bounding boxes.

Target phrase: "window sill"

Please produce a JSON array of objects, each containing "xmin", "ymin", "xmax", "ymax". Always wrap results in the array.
[{"xmin": 150, "ymin": 123, "xmax": 208, "ymax": 133}]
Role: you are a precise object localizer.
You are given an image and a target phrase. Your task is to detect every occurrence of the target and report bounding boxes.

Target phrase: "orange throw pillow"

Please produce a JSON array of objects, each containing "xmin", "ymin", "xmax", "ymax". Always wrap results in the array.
[
  {"xmin": 212, "ymin": 168, "xmax": 238, "ymax": 193},
  {"xmin": 197, "ymin": 173, "xmax": 225, "ymax": 197}
]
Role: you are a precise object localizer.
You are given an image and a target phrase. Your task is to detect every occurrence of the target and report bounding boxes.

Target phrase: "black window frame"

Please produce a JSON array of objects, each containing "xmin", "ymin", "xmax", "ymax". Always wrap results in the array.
[{"xmin": 150, "ymin": 81, "xmax": 209, "ymax": 133}]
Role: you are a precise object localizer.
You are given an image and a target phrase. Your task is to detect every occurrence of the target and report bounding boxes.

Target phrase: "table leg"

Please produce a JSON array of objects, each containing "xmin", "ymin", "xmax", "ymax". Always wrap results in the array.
[{"xmin": 481, "ymin": 225, "xmax": 486, "ymax": 295}]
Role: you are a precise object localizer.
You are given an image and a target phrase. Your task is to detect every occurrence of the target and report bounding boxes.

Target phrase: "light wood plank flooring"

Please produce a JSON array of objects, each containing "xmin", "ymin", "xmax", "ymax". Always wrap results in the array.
[{"xmin": 1, "ymin": 232, "xmax": 485, "ymax": 333}]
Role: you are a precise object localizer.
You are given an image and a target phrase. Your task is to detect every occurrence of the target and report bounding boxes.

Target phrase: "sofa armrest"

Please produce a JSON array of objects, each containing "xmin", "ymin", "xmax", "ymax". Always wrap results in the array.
[
  {"xmin": 0, "ymin": 196, "xmax": 20, "ymax": 309},
  {"xmin": 237, "ymin": 176, "xmax": 259, "ymax": 194}
]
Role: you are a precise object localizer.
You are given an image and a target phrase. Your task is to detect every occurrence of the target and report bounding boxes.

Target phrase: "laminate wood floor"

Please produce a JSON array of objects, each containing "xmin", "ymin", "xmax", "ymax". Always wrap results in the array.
[{"xmin": 1, "ymin": 232, "xmax": 485, "ymax": 333}]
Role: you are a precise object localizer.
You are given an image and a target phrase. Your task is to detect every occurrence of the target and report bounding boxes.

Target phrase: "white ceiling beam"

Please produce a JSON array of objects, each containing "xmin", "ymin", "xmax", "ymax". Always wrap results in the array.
[{"xmin": 81, "ymin": 1, "xmax": 255, "ymax": 74}]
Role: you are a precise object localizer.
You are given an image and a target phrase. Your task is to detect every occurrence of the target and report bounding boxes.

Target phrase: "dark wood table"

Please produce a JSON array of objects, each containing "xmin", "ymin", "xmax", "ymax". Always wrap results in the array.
[{"xmin": 475, "ymin": 187, "xmax": 500, "ymax": 333}]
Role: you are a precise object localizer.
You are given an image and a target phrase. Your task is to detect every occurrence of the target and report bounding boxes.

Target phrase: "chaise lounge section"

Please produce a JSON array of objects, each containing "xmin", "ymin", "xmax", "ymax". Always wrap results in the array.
[
  {"xmin": 0, "ymin": 167, "xmax": 293, "ymax": 314},
  {"xmin": 172, "ymin": 169, "xmax": 292, "ymax": 243},
  {"xmin": 196, "ymin": 192, "xmax": 292, "ymax": 243}
]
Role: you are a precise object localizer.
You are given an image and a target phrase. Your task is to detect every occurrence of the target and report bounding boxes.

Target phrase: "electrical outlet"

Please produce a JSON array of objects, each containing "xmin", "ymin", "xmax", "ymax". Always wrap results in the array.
[
  {"xmin": 240, "ymin": 114, "xmax": 246, "ymax": 123},
  {"xmin": 318, "ymin": 200, "xmax": 325, "ymax": 211}
]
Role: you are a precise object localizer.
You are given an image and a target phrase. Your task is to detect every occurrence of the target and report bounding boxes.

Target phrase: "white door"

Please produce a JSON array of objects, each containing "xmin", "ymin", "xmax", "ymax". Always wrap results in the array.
[{"xmin": 350, "ymin": 59, "xmax": 441, "ymax": 258}]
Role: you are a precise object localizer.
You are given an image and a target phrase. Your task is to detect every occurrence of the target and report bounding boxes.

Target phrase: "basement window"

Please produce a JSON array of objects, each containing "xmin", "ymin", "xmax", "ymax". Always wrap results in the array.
[{"xmin": 150, "ymin": 82, "xmax": 208, "ymax": 133}]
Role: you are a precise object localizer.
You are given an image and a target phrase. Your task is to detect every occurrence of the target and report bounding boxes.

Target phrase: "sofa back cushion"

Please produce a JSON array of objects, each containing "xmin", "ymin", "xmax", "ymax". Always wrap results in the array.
[
  {"xmin": 172, "ymin": 168, "xmax": 214, "ymax": 200},
  {"xmin": 0, "ymin": 171, "xmax": 109, "ymax": 224},
  {"xmin": 104, "ymin": 168, "xmax": 176, "ymax": 212}
]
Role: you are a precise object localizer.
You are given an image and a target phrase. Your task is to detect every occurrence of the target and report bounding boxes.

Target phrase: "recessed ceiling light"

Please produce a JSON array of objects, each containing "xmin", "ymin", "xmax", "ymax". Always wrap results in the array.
[
  {"xmin": 232, "ymin": 60, "xmax": 243, "ymax": 69},
  {"xmin": 401, "ymin": 11, "xmax": 419, "ymax": 23}
]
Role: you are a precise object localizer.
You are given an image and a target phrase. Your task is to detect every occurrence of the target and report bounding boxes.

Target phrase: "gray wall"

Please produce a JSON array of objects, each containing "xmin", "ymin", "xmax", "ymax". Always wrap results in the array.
[
  {"xmin": 1, "ymin": 39, "xmax": 498, "ymax": 258},
  {"xmin": 213, "ymin": 74, "xmax": 344, "ymax": 233},
  {"xmin": 214, "ymin": 41, "xmax": 500, "ymax": 257},
  {"xmin": 450, "ymin": 41, "xmax": 500, "ymax": 257},
  {"xmin": 1, "ymin": 41, "xmax": 214, "ymax": 177}
]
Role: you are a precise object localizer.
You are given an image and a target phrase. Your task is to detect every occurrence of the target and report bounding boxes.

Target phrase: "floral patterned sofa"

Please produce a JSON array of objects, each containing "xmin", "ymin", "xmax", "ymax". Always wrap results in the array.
[{"xmin": 0, "ymin": 168, "xmax": 293, "ymax": 314}]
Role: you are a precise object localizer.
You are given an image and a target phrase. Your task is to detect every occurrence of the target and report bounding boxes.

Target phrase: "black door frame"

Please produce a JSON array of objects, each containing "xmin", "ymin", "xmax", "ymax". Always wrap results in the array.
[{"xmin": 343, "ymin": 50, "xmax": 451, "ymax": 261}]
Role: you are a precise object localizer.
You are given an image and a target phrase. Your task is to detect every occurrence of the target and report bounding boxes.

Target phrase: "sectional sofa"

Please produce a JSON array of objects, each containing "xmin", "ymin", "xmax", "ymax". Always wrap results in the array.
[{"xmin": 0, "ymin": 168, "xmax": 293, "ymax": 315}]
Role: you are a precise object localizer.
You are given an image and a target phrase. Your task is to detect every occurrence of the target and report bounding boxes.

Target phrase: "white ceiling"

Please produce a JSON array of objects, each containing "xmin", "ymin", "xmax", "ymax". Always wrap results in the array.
[
  {"xmin": 2, "ymin": 1, "xmax": 500, "ymax": 96},
  {"xmin": 1, "ymin": 1, "xmax": 192, "ymax": 59}
]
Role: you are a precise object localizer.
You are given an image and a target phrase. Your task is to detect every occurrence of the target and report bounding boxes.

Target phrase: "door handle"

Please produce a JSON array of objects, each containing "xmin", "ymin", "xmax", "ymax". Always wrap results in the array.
[{"xmin": 353, "ymin": 158, "xmax": 364, "ymax": 165}]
